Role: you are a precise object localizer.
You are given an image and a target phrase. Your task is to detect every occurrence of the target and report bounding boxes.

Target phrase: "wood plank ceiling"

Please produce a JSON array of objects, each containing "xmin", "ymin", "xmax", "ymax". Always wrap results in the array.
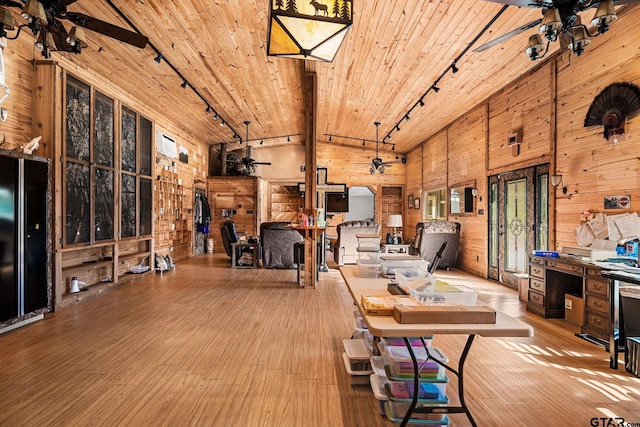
[{"xmin": 24, "ymin": 0, "xmax": 636, "ymax": 155}]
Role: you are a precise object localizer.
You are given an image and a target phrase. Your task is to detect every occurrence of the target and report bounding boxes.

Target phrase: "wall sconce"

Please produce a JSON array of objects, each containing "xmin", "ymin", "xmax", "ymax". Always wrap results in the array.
[
  {"xmin": 471, "ymin": 188, "xmax": 479, "ymax": 197},
  {"xmin": 551, "ymin": 174, "xmax": 567, "ymax": 194}
]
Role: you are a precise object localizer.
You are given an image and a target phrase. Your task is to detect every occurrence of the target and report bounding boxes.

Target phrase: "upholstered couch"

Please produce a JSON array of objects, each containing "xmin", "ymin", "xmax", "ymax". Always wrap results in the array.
[
  {"xmin": 409, "ymin": 221, "xmax": 461, "ymax": 269},
  {"xmin": 260, "ymin": 222, "xmax": 303, "ymax": 269},
  {"xmin": 333, "ymin": 220, "xmax": 381, "ymax": 266}
]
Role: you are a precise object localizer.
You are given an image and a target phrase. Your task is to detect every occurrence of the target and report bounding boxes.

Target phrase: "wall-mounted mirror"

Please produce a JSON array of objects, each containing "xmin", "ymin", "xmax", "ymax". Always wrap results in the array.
[{"xmin": 450, "ymin": 181, "xmax": 476, "ymax": 215}]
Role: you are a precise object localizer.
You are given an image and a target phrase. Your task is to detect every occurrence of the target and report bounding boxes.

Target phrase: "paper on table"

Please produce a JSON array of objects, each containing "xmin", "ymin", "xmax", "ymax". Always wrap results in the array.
[
  {"xmin": 607, "ymin": 213, "xmax": 629, "ymax": 242},
  {"xmin": 575, "ymin": 223, "xmax": 596, "ymax": 247},
  {"xmin": 586, "ymin": 213, "xmax": 609, "ymax": 240},
  {"xmin": 591, "ymin": 239, "xmax": 618, "ymax": 250},
  {"xmin": 614, "ymin": 212, "xmax": 640, "ymax": 240}
]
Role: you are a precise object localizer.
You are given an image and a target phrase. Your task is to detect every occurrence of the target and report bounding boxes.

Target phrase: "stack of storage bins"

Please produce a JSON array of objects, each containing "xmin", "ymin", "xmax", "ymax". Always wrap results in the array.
[
  {"xmin": 356, "ymin": 234, "xmax": 382, "ymax": 278},
  {"xmin": 343, "ymin": 338, "xmax": 373, "ymax": 386},
  {"xmin": 379, "ymin": 339, "xmax": 450, "ymax": 425}
]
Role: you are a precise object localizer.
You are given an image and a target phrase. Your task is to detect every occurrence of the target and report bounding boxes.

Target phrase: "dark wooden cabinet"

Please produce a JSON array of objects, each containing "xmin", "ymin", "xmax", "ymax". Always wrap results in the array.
[
  {"xmin": 0, "ymin": 150, "xmax": 52, "ymax": 328},
  {"xmin": 527, "ymin": 256, "xmax": 584, "ymax": 318},
  {"xmin": 527, "ymin": 256, "xmax": 611, "ymax": 342},
  {"xmin": 583, "ymin": 268, "xmax": 610, "ymax": 341}
]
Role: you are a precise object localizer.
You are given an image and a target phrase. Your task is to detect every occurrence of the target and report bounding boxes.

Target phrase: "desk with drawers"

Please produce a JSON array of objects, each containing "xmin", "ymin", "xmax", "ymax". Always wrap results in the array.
[{"xmin": 527, "ymin": 255, "xmax": 640, "ymax": 369}]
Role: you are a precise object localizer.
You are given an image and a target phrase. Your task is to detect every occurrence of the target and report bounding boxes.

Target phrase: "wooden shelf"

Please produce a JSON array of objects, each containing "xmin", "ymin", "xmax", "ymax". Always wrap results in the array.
[
  {"xmin": 62, "ymin": 259, "xmax": 113, "ymax": 273},
  {"xmin": 269, "ymin": 184, "xmax": 303, "ymax": 223},
  {"xmin": 154, "ymin": 169, "xmax": 191, "ymax": 257}
]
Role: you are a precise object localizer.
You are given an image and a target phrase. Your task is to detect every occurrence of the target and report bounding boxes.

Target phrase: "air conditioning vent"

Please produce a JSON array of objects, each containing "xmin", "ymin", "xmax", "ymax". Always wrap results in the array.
[{"xmin": 156, "ymin": 132, "xmax": 178, "ymax": 158}]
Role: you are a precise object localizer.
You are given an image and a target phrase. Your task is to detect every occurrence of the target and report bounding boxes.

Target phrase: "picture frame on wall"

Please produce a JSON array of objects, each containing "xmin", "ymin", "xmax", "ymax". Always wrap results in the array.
[
  {"xmin": 408, "ymin": 194, "xmax": 414, "ymax": 209},
  {"xmin": 414, "ymin": 196, "xmax": 420, "ymax": 210}
]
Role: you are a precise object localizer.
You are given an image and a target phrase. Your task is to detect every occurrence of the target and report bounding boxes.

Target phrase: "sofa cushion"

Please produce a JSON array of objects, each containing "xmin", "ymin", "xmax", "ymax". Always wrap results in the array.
[{"xmin": 260, "ymin": 222, "xmax": 303, "ymax": 268}]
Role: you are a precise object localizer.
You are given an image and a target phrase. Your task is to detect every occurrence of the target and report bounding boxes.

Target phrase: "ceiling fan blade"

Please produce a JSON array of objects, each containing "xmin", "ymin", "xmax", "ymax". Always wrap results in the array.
[
  {"xmin": 481, "ymin": 0, "xmax": 547, "ymax": 6},
  {"xmin": 252, "ymin": 162, "xmax": 272, "ymax": 166},
  {"xmin": 0, "ymin": 0, "xmax": 23, "ymax": 8},
  {"xmin": 46, "ymin": 22, "xmax": 76, "ymax": 52},
  {"xmin": 473, "ymin": 18, "xmax": 542, "ymax": 52},
  {"xmin": 62, "ymin": 12, "xmax": 148, "ymax": 48}
]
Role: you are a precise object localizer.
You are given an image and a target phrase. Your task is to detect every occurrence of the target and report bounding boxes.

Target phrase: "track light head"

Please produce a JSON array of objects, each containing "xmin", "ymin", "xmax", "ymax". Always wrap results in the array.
[
  {"xmin": 432, "ymin": 84, "xmax": 440, "ymax": 93},
  {"xmin": 181, "ymin": 80, "xmax": 188, "ymax": 89},
  {"xmin": 213, "ymin": 112, "xmax": 219, "ymax": 120},
  {"xmin": 206, "ymin": 105, "xmax": 212, "ymax": 113},
  {"xmin": 154, "ymin": 52, "xmax": 163, "ymax": 63},
  {"xmin": 451, "ymin": 62, "xmax": 459, "ymax": 73},
  {"xmin": 419, "ymin": 98, "xmax": 425, "ymax": 107}
]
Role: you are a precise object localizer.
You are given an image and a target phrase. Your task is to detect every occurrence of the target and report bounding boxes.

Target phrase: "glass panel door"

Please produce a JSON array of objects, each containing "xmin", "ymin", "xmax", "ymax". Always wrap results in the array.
[
  {"xmin": 505, "ymin": 178, "xmax": 527, "ymax": 273},
  {"xmin": 488, "ymin": 164, "xmax": 549, "ymax": 282}
]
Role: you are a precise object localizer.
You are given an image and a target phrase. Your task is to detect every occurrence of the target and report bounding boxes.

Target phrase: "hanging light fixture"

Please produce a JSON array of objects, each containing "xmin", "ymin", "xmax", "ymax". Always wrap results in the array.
[
  {"xmin": 267, "ymin": 0, "xmax": 353, "ymax": 62},
  {"xmin": 35, "ymin": 31, "xmax": 57, "ymax": 58},
  {"xmin": 65, "ymin": 27, "xmax": 88, "ymax": 53},
  {"xmin": 525, "ymin": 34, "xmax": 546, "ymax": 60},
  {"xmin": 523, "ymin": 0, "xmax": 618, "ymax": 61},
  {"xmin": 568, "ymin": 26, "xmax": 591, "ymax": 56},
  {"xmin": 591, "ymin": 0, "xmax": 617, "ymax": 33},
  {"xmin": 539, "ymin": 8, "xmax": 561, "ymax": 42},
  {"xmin": 21, "ymin": 0, "xmax": 46, "ymax": 24},
  {"xmin": 0, "ymin": 9, "xmax": 14, "ymax": 38}
]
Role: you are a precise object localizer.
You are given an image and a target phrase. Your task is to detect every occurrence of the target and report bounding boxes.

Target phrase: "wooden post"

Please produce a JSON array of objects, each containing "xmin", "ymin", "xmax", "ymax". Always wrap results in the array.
[{"xmin": 303, "ymin": 65, "xmax": 318, "ymax": 287}]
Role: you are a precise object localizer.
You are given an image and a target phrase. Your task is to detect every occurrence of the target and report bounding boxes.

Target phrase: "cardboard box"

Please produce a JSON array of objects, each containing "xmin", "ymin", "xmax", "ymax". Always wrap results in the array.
[
  {"xmin": 564, "ymin": 294, "xmax": 584, "ymax": 326},
  {"xmin": 361, "ymin": 294, "xmax": 421, "ymax": 316},
  {"xmin": 393, "ymin": 305, "xmax": 496, "ymax": 324}
]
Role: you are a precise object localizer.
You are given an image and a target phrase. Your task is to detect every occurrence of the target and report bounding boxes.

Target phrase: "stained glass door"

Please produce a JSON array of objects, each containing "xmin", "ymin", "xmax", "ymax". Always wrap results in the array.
[{"xmin": 488, "ymin": 165, "xmax": 549, "ymax": 282}]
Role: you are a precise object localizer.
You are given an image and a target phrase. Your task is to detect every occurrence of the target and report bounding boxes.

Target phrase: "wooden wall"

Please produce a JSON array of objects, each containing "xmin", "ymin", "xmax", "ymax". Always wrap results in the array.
[
  {"xmin": 207, "ymin": 177, "xmax": 260, "ymax": 254},
  {"xmin": 404, "ymin": 6, "xmax": 640, "ymax": 277},
  {"xmin": 554, "ymin": 8, "xmax": 640, "ymax": 251}
]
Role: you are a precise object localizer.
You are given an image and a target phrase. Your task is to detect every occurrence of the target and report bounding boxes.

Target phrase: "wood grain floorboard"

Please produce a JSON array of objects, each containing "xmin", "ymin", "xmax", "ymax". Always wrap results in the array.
[{"xmin": 0, "ymin": 254, "xmax": 639, "ymax": 426}]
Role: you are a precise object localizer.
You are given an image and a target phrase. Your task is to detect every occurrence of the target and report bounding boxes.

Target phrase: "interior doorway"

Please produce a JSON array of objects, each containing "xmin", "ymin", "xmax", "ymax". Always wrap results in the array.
[
  {"xmin": 345, "ymin": 186, "xmax": 375, "ymax": 221},
  {"xmin": 193, "ymin": 188, "xmax": 207, "ymax": 255},
  {"xmin": 488, "ymin": 164, "xmax": 549, "ymax": 285}
]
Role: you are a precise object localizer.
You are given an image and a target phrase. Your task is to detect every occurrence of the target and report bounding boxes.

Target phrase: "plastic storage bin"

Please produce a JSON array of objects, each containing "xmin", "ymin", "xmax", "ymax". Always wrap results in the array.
[
  {"xmin": 384, "ymin": 401, "xmax": 449, "ymax": 425},
  {"xmin": 343, "ymin": 338, "xmax": 372, "ymax": 372},
  {"xmin": 380, "ymin": 254, "xmax": 429, "ymax": 277},
  {"xmin": 382, "ymin": 345, "xmax": 449, "ymax": 381},
  {"xmin": 357, "ymin": 257, "xmax": 380, "ymax": 278},
  {"xmin": 370, "ymin": 373, "xmax": 389, "ymax": 415},
  {"xmin": 410, "ymin": 282, "xmax": 478, "ymax": 306},
  {"xmin": 385, "ymin": 380, "xmax": 448, "ymax": 401},
  {"xmin": 395, "ymin": 267, "xmax": 436, "ymax": 293},
  {"xmin": 383, "ymin": 336, "xmax": 433, "ymax": 347},
  {"xmin": 357, "ymin": 249, "xmax": 380, "ymax": 263}
]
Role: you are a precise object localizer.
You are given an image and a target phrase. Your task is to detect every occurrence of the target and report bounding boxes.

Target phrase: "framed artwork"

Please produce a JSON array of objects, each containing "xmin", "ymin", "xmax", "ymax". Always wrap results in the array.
[
  {"xmin": 604, "ymin": 195, "xmax": 631, "ymax": 209},
  {"xmin": 408, "ymin": 194, "xmax": 414, "ymax": 209},
  {"xmin": 414, "ymin": 196, "xmax": 420, "ymax": 209},
  {"xmin": 179, "ymin": 146, "xmax": 189, "ymax": 164}
]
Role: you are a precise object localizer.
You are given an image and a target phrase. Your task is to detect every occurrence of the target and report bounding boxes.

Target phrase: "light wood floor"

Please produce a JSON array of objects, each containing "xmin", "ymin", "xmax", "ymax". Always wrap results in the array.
[{"xmin": 1, "ymin": 254, "xmax": 639, "ymax": 427}]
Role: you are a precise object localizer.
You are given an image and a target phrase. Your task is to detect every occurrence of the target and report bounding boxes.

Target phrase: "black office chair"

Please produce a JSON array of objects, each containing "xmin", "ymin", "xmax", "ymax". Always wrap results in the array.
[{"xmin": 219, "ymin": 220, "xmax": 238, "ymax": 258}]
